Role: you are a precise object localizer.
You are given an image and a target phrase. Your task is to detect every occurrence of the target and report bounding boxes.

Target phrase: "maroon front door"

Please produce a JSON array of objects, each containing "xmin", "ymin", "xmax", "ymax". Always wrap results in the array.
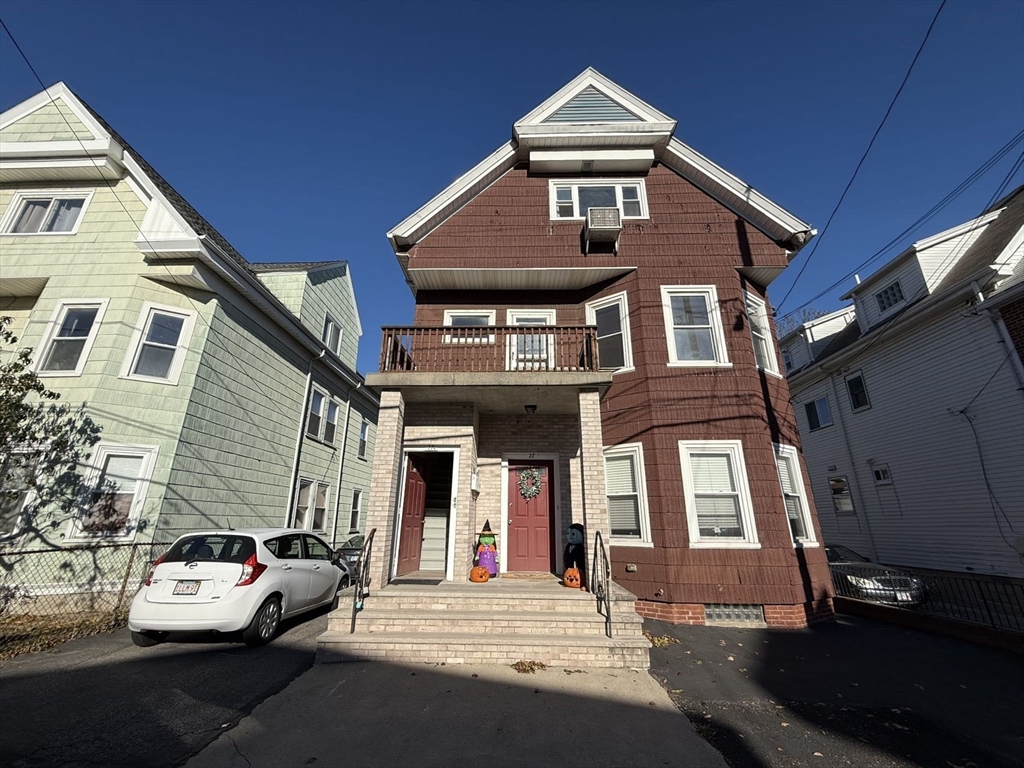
[
  {"xmin": 396, "ymin": 457, "xmax": 427, "ymax": 576},
  {"xmin": 507, "ymin": 460, "xmax": 555, "ymax": 573}
]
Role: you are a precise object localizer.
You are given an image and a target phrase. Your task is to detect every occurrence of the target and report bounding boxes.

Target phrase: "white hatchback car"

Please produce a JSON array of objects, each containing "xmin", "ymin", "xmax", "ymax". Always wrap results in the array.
[{"xmin": 128, "ymin": 528, "xmax": 349, "ymax": 647}]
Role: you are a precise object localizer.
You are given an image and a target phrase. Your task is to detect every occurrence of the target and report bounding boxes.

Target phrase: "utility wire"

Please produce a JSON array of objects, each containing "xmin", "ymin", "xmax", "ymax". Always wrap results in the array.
[
  {"xmin": 776, "ymin": 130, "xmax": 1024, "ymax": 324},
  {"xmin": 775, "ymin": 0, "xmax": 948, "ymax": 314}
]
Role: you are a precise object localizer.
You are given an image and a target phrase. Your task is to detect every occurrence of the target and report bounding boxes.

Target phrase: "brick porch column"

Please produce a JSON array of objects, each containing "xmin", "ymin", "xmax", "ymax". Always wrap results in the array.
[
  {"xmin": 577, "ymin": 389, "xmax": 609, "ymax": 555},
  {"xmin": 364, "ymin": 389, "xmax": 405, "ymax": 590}
]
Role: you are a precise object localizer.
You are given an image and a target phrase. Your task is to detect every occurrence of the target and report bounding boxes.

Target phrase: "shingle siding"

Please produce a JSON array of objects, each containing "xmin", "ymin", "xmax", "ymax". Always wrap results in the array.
[{"xmin": 0, "ymin": 99, "xmax": 94, "ymax": 142}]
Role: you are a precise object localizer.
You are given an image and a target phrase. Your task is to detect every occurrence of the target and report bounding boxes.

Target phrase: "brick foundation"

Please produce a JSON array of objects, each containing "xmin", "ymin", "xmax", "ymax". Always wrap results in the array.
[{"xmin": 636, "ymin": 598, "xmax": 836, "ymax": 628}]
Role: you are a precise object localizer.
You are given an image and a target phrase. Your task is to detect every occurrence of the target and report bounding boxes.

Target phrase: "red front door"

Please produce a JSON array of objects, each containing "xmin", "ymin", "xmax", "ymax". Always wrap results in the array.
[
  {"xmin": 507, "ymin": 460, "xmax": 555, "ymax": 573},
  {"xmin": 396, "ymin": 457, "xmax": 427, "ymax": 577}
]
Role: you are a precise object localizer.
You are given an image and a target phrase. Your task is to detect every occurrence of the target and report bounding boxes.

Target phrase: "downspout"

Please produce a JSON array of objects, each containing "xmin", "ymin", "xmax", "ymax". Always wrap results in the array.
[
  {"xmin": 825, "ymin": 371, "xmax": 880, "ymax": 561},
  {"xmin": 331, "ymin": 384, "xmax": 360, "ymax": 546},
  {"xmin": 972, "ymin": 280, "xmax": 1024, "ymax": 397},
  {"xmin": 285, "ymin": 350, "xmax": 326, "ymax": 525}
]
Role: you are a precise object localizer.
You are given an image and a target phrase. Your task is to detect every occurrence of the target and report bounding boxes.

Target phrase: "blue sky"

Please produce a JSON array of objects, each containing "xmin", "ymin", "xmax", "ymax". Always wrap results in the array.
[{"xmin": 2, "ymin": 0, "xmax": 1022, "ymax": 374}]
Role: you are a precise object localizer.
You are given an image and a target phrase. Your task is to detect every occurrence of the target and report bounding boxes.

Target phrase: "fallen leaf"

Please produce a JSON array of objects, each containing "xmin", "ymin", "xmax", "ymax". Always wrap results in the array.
[
  {"xmin": 813, "ymin": 752, "xmax": 823, "ymax": 757},
  {"xmin": 727, "ymin": 656, "xmax": 735, "ymax": 661},
  {"xmin": 781, "ymin": 722, "xmax": 790, "ymax": 727}
]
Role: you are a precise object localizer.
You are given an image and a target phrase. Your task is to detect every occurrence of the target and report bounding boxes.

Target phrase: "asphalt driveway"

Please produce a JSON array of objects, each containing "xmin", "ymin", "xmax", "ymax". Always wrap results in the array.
[{"xmin": 0, "ymin": 605, "xmax": 331, "ymax": 768}]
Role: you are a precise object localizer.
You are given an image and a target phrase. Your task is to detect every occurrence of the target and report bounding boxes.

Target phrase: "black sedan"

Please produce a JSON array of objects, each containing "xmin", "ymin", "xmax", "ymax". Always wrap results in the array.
[{"xmin": 826, "ymin": 544, "xmax": 927, "ymax": 608}]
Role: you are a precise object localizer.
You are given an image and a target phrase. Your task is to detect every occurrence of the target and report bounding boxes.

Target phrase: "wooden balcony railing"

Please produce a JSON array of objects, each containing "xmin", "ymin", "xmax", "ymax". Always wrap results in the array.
[{"xmin": 379, "ymin": 325, "xmax": 600, "ymax": 373}]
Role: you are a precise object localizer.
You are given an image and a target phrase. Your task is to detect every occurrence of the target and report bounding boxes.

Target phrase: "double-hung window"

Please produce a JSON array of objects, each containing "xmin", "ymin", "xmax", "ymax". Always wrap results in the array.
[
  {"xmin": 292, "ymin": 479, "xmax": 329, "ymax": 531},
  {"xmin": 549, "ymin": 180, "xmax": 648, "ymax": 220},
  {"xmin": 36, "ymin": 299, "xmax": 108, "ymax": 376},
  {"xmin": 604, "ymin": 443, "xmax": 652, "ymax": 545},
  {"xmin": 678, "ymin": 440, "xmax": 759, "ymax": 548},
  {"xmin": 68, "ymin": 444, "xmax": 157, "ymax": 540},
  {"xmin": 323, "ymin": 401, "xmax": 340, "ymax": 444},
  {"xmin": 358, "ymin": 421, "xmax": 369, "ymax": 459},
  {"xmin": 745, "ymin": 292, "xmax": 779, "ymax": 374},
  {"xmin": 804, "ymin": 396, "xmax": 833, "ymax": 430},
  {"xmin": 660, "ymin": 286, "xmax": 730, "ymax": 366},
  {"xmin": 122, "ymin": 303, "xmax": 196, "ymax": 384},
  {"xmin": 774, "ymin": 444, "xmax": 816, "ymax": 546},
  {"xmin": 307, "ymin": 390, "xmax": 325, "ymax": 439},
  {"xmin": 2, "ymin": 191, "xmax": 92, "ymax": 235},
  {"xmin": 829, "ymin": 476, "xmax": 855, "ymax": 514},
  {"xmin": 322, "ymin": 314, "xmax": 342, "ymax": 356},
  {"xmin": 349, "ymin": 489, "xmax": 362, "ymax": 533},
  {"xmin": 845, "ymin": 373, "xmax": 870, "ymax": 411},
  {"xmin": 0, "ymin": 451, "xmax": 37, "ymax": 539},
  {"xmin": 586, "ymin": 292, "xmax": 633, "ymax": 373}
]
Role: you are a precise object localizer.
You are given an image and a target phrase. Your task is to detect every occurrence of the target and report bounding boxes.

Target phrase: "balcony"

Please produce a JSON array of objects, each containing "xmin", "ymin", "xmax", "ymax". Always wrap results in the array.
[{"xmin": 368, "ymin": 326, "xmax": 612, "ymax": 414}]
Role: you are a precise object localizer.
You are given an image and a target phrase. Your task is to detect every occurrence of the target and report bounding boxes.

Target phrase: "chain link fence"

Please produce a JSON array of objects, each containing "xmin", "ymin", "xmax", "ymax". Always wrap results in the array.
[{"xmin": 0, "ymin": 542, "xmax": 157, "ymax": 658}]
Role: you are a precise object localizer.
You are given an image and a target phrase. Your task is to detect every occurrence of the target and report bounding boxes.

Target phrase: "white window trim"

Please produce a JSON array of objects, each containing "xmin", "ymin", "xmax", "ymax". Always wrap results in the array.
[
  {"xmin": 773, "ymin": 444, "xmax": 818, "ymax": 548},
  {"xmin": 0, "ymin": 189, "xmax": 95, "ymax": 236},
  {"xmin": 358, "ymin": 420, "xmax": 369, "ymax": 459},
  {"xmin": 660, "ymin": 285, "xmax": 732, "ymax": 368},
  {"xmin": 306, "ymin": 388, "xmax": 329, "ymax": 441},
  {"xmin": 33, "ymin": 298, "xmax": 109, "ymax": 378},
  {"xmin": 119, "ymin": 302, "xmax": 197, "ymax": 386},
  {"xmin": 745, "ymin": 291, "xmax": 780, "ymax": 376},
  {"xmin": 322, "ymin": 399, "xmax": 340, "ymax": 446},
  {"xmin": 874, "ymin": 280, "xmax": 906, "ymax": 316},
  {"xmin": 322, "ymin": 313, "xmax": 343, "ymax": 356},
  {"xmin": 844, "ymin": 371, "xmax": 871, "ymax": 412},
  {"xmin": 65, "ymin": 443, "xmax": 158, "ymax": 543},
  {"xmin": 586, "ymin": 291, "xmax": 634, "ymax": 374},
  {"xmin": 805, "ymin": 396, "xmax": 833, "ymax": 431},
  {"xmin": 0, "ymin": 449, "xmax": 39, "ymax": 541},
  {"xmin": 312, "ymin": 481, "xmax": 330, "ymax": 533},
  {"xmin": 292, "ymin": 477, "xmax": 314, "ymax": 529},
  {"xmin": 443, "ymin": 309, "xmax": 496, "ymax": 344},
  {"xmin": 604, "ymin": 442, "xmax": 653, "ymax": 547},
  {"xmin": 678, "ymin": 439, "xmax": 760, "ymax": 549},
  {"xmin": 506, "ymin": 309, "xmax": 556, "ymax": 325},
  {"xmin": 547, "ymin": 178, "xmax": 649, "ymax": 221},
  {"xmin": 349, "ymin": 488, "xmax": 362, "ymax": 533},
  {"xmin": 872, "ymin": 463, "xmax": 893, "ymax": 486}
]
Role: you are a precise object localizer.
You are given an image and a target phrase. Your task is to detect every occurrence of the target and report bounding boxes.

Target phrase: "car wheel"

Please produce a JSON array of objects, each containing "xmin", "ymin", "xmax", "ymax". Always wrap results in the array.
[
  {"xmin": 339, "ymin": 574, "xmax": 351, "ymax": 590},
  {"xmin": 131, "ymin": 630, "xmax": 167, "ymax": 647},
  {"xmin": 243, "ymin": 597, "xmax": 281, "ymax": 647}
]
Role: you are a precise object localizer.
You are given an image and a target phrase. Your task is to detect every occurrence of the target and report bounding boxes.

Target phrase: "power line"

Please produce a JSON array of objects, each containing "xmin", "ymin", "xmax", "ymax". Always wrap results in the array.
[
  {"xmin": 775, "ymin": 0, "xmax": 948, "ymax": 314},
  {"xmin": 776, "ymin": 130, "xmax": 1024, "ymax": 324}
]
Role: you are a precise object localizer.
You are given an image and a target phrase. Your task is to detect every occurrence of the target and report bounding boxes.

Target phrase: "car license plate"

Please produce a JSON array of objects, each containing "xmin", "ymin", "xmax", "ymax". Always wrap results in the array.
[
  {"xmin": 896, "ymin": 591, "xmax": 911, "ymax": 601},
  {"xmin": 173, "ymin": 580, "xmax": 201, "ymax": 595}
]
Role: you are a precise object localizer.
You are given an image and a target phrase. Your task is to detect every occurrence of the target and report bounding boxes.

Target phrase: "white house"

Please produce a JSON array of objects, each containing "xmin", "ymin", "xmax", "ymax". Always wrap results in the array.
[{"xmin": 781, "ymin": 188, "xmax": 1024, "ymax": 578}]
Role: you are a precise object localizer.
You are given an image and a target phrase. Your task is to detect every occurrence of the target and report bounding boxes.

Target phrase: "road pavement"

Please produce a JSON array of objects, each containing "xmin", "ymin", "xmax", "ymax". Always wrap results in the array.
[
  {"xmin": 0, "ymin": 606, "xmax": 330, "ymax": 768},
  {"xmin": 646, "ymin": 614, "xmax": 1024, "ymax": 768}
]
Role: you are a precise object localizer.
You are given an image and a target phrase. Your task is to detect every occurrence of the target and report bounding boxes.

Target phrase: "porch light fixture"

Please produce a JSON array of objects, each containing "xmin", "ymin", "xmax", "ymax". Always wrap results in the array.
[{"xmin": 524, "ymin": 404, "xmax": 537, "ymax": 414}]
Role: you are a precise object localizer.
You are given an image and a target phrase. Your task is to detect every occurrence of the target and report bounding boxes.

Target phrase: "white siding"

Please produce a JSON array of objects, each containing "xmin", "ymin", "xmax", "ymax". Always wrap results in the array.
[
  {"xmin": 794, "ymin": 306, "xmax": 1024, "ymax": 577},
  {"xmin": 806, "ymin": 308, "xmax": 857, "ymax": 358},
  {"xmin": 916, "ymin": 223, "xmax": 994, "ymax": 291},
  {"xmin": 783, "ymin": 337, "xmax": 812, "ymax": 371},
  {"xmin": 852, "ymin": 257, "xmax": 928, "ymax": 332}
]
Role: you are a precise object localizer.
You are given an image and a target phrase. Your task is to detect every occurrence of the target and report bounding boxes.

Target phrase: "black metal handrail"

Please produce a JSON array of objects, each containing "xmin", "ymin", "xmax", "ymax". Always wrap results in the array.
[
  {"xmin": 350, "ymin": 527, "xmax": 376, "ymax": 634},
  {"xmin": 591, "ymin": 530, "xmax": 613, "ymax": 639}
]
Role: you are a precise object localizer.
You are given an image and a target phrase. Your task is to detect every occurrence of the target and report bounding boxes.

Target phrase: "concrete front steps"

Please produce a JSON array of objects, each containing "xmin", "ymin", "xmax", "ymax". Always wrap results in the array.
[{"xmin": 315, "ymin": 581, "xmax": 651, "ymax": 669}]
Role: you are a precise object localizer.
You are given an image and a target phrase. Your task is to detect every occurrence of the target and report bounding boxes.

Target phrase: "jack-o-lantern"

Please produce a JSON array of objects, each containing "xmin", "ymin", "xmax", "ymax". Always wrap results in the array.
[
  {"xmin": 563, "ymin": 567, "xmax": 581, "ymax": 589},
  {"xmin": 469, "ymin": 566, "xmax": 490, "ymax": 583}
]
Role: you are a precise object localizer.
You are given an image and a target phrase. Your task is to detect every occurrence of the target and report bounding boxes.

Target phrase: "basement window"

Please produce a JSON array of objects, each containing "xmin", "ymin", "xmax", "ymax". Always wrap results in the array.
[{"xmin": 704, "ymin": 603, "xmax": 766, "ymax": 626}]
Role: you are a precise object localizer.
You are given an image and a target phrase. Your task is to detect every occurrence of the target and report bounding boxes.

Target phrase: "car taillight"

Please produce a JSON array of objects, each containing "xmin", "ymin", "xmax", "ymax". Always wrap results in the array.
[
  {"xmin": 144, "ymin": 553, "xmax": 166, "ymax": 586},
  {"xmin": 236, "ymin": 553, "xmax": 267, "ymax": 586}
]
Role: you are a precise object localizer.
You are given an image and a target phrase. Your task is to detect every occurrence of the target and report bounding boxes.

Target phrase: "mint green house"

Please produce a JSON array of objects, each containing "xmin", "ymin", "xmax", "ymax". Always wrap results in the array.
[{"xmin": 0, "ymin": 83, "xmax": 378, "ymax": 556}]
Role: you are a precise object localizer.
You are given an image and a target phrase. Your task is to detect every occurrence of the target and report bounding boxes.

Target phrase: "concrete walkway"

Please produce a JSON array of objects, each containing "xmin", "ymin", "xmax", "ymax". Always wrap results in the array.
[{"xmin": 186, "ymin": 661, "xmax": 728, "ymax": 768}]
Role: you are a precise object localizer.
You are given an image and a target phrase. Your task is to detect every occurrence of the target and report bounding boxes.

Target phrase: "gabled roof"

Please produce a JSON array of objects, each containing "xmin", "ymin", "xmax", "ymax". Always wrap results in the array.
[
  {"xmin": 387, "ymin": 68, "xmax": 814, "ymax": 255},
  {"xmin": 251, "ymin": 260, "xmax": 346, "ymax": 273}
]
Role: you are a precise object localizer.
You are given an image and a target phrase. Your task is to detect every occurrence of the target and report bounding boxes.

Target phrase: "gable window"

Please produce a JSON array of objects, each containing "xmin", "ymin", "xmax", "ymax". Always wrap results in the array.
[
  {"xmin": 586, "ymin": 291, "xmax": 633, "ymax": 373},
  {"xmin": 122, "ymin": 304, "xmax": 196, "ymax": 384},
  {"xmin": 829, "ymin": 476, "xmax": 855, "ymax": 514},
  {"xmin": 660, "ymin": 286, "xmax": 730, "ymax": 366},
  {"xmin": 349, "ymin": 489, "xmax": 362, "ymax": 533},
  {"xmin": 745, "ymin": 292, "xmax": 779, "ymax": 374},
  {"xmin": 68, "ymin": 444, "xmax": 157, "ymax": 540},
  {"xmin": 36, "ymin": 299, "xmax": 108, "ymax": 376},
  {"xmin": 322, "ymin": 314, "xmax": 342, "ymax": 356},
  {"xmin": 845, "ymin": 373, "xmax": 870, "ymax": 411},
  {"xmin": 307, "ymin": 390, "xmax": 325, "ymax": 439},
  {"xmin": 804, "ymin": 396, "xmax": 833, "ymax": 431},
  {"xmin": 323, "ymin": 401, "xmax": 339, "ymax": 445},
  {"xmin": 604, "ymin": 443, "xmax": 652, "ymax": 545},
  {"xmin": 2, "ymin": 192, "xmax": 92, "ymax": 235},
  {"xmin": 678, "ymin": 440, "xmax": 759, "ymax": 548},
  {"xmin": 872, "ymin": 464, "xmax": 892, "ymax": 485},
  {"xmin": 549, "ymin": 180, "xmax": 648, "ymax": 220},
  {"xmin": 774, "ymin": 444, "xmax": 816, "ymax": 546},
  {"xmin": 443, "ymin": 309, "xmax": 496, "ymax": 343},
  {"xmin": 358, "ymin": 420, "xmax": 369, "ymax": 459},
  {"xmin": 875, "ymin": 281, "xmax": 905, "ymax": 313}
]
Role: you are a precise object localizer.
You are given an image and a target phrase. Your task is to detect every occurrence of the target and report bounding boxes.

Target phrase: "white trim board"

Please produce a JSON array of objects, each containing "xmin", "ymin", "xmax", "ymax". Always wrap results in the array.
[{"xmin": 391, "ymin": 446, "xmax": 461, "ymax": 583}]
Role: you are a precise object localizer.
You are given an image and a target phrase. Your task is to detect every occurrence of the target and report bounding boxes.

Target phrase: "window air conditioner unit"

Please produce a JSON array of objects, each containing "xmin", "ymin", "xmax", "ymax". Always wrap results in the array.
[{"xmin": 584, "ymin": 207, "xmax": 621, "ymax": 254}]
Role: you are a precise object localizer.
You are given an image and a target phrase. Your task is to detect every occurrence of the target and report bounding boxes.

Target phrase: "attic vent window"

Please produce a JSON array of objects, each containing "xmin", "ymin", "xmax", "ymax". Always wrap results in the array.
[
  {"xmin": 549, "ymin": 180, "xmax": 647, "ymax": 221},
  {"xmin": 875, "ymin": 280, "xmax": 905, "ymax": 313}
]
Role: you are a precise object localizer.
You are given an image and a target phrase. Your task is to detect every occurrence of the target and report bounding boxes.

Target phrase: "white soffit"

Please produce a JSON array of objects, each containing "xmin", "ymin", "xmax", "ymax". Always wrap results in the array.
[
  {"xmin": 408, "ymin": 267, "xmax": 637, "ymax": 291},
  {"xmin": 529, "ymin": 149, "xmax": 654, "ymax": 173}
]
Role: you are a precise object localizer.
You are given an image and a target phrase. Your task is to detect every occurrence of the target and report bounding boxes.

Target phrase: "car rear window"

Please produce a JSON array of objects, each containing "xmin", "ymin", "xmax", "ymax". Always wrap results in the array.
[{"xmin": 164, "ymin": 535, "xmax": 256, "ymax": 564}]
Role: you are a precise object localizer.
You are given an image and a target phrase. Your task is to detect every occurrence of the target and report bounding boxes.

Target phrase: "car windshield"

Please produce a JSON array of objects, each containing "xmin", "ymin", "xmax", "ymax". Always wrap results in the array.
[
  {"xmin": 342, "ymin": 535, "xmax": 365, "ymax": 550},
  {"xmin": 163, "ymin": 535, "xmax": 256, "ymax": 564},
  {"xmin": 825, "ymin": 544, "xmax": 870, "ymax": 564}
]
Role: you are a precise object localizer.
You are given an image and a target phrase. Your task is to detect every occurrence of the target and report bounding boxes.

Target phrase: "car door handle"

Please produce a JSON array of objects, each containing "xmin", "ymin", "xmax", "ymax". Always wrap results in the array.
[
  {"xmin": 282, "ymin": 564, "xmax": 293, "ymax": 571},
  {"xmin": 313, "ymin": 564, "xmax": 321, "ymax": 571}
]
